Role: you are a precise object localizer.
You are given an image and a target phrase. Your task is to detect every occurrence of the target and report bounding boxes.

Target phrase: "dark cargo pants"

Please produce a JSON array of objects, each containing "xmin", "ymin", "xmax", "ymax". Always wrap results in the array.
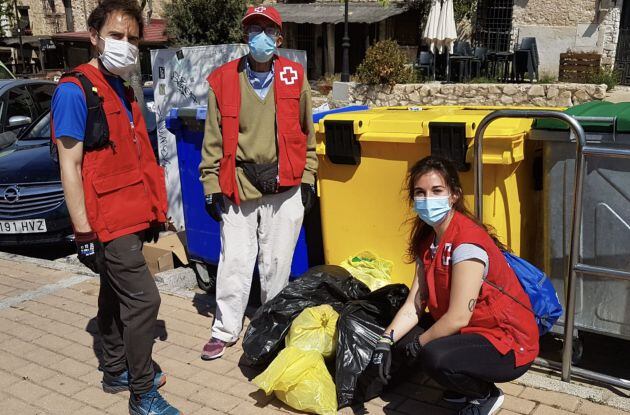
[{"xmin": 97, "ymin": 231, "xmax": 161, "ymax": 395}]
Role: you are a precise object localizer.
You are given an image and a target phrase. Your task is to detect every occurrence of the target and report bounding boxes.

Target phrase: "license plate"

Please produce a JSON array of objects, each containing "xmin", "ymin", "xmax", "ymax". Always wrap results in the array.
[{"xmin": 0, "ymin": 219, "xmax": 47, "ymax": 234}]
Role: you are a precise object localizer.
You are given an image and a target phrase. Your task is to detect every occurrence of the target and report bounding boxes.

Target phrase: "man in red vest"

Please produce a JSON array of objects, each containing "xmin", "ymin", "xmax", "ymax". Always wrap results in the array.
[
  {"xmin": 199, "ymin": 5, "xmax": 318, "ymax": 360},
  {"xmin": 52, "ymin": 1, "xmax": 180, "ymax": 413}
]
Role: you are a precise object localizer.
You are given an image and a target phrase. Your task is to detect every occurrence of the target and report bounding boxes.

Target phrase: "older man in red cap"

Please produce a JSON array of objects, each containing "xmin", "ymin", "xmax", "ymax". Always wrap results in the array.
[{"xmin": 198, "ymin": 5, "xmax": 317, "ymax": 360}]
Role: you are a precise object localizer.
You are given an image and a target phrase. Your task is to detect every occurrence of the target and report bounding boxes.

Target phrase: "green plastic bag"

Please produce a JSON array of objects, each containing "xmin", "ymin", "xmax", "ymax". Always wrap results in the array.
[
  {"xmin": 340, "ymin": 251, "xmax": 393, "ymax": 291},
  {"xmin": 253, "ymin": 347, "xmax": 338, "ymax": 415},
  {"xmin": 285, "ymin": 305, "xmax": 339, "ymax": 358}
]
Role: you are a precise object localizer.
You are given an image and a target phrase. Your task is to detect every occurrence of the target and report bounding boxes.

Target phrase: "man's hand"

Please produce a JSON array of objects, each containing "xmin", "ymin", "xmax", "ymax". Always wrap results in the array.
[
  {"xmin": 205, "ymin": 193, "xmax": 224, "ymax": 222},
  {"xmin": 75, "ymin": 231, "xmax": 104, "ymax": 274},
  {"xmin": 369, "ymin": 334, "xmax": 394, "ymax": 384},
  {"xmin": 300, "ymin": 183, "xmax": 316, "ymax": 214},
  {"xmin": 144, "ymin": 222, "xmax": 165, "ymax": 244}
]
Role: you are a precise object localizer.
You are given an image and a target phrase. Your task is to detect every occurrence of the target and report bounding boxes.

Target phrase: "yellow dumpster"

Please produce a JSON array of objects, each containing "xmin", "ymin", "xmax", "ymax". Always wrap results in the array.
[{"xmin": 316, "ymin": 105, "xmax": 562, "ymax": 286}]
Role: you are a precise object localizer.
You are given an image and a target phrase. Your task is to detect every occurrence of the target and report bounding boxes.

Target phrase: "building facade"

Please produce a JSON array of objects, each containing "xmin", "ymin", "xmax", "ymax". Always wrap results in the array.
[
  {"xmin": 474, "ymin": 0, "xmax": 628, "ymax": 81},
  {"xmin": 270, "ymin": 0, "xmax": 419, "ymax": 80},
  {"xmin": 0, "ymin": 0, "xmax": 168, "ymax": 75}
]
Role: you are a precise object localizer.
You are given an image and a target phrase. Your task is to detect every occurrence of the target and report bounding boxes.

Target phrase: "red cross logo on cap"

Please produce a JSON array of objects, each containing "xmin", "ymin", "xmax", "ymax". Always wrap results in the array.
[
  {"xmin": 254, "ymin": 6, "xmax": 266, "ymax": 12},
  {"xmin": 280, "ymin": 66, "xmax": 298, "ymax": 85}
]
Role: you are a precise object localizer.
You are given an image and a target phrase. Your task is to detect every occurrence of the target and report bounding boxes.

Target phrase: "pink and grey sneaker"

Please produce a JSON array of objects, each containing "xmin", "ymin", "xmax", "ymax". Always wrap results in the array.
[{"xmin": 201, "ymin": 338, "xmax": 229, "ymax": 360}]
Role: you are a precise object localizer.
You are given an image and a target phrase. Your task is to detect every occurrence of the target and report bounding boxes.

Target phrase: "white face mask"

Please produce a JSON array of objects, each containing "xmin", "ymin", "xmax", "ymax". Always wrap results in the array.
[{"xmin": 98, "ymin": 36, "xmax": 138, "ymax": 80}]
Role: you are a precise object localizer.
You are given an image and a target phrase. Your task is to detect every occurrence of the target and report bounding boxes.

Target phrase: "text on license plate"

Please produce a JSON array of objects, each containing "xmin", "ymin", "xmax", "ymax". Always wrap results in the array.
[{"xmin": 0, "ymin": 219, "xmax": 47, "ymax": 234}]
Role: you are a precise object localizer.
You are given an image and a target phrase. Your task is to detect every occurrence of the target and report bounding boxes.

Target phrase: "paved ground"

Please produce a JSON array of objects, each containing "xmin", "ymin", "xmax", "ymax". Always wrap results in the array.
[
  {"xmin": 0, "ymin": 252, "xmax": 628, "ymax": 415},
  {"xmin": 605, "ymin": 85, "xmax": 630, "ymax": 103}
]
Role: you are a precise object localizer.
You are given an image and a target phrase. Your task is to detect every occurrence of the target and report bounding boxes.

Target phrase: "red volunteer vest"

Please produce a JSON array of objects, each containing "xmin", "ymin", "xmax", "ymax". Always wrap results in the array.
[
  {"xmin": 420, "ymin": 211, "xmax": 539, "ymax": 367},
  {"xmin": 52, "ymin": 63, "xmax": 168, "ymax": 243},
  {"xmin": 207, "ymin": 55, "xmax": 307, "ymax": 204}
]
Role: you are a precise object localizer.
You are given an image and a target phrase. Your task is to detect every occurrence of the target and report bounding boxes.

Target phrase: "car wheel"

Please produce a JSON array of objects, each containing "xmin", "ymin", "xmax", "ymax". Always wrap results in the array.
[{"xmin": 193, "ymin": 261, "xmax": 217, "ymax": 293}]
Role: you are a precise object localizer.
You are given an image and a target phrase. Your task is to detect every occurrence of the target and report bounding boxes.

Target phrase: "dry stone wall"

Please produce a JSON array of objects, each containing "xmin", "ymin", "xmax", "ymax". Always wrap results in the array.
[
  {"xmin": 512, "ymin": 0, "xmax": 596, "ymax": 27},
  {"xmin": 333, "ymin": 82, "xmax": 607, "ymax": 108}
]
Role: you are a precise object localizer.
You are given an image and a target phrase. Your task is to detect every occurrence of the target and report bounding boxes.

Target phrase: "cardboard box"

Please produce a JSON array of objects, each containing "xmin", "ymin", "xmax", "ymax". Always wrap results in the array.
[
  {"xmin": 143, "ymin": 245, "xmax": 175, "ymax": 277},
  {"xmin": 143, "ymin": 231, "xmax": 189, "ymax": 277}
]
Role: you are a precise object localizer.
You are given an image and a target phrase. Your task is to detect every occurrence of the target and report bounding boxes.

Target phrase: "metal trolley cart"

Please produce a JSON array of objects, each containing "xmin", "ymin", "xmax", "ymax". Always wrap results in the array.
[{"xmin": 474, "ymin": 109, "xmax": 630, "ymax": 389}]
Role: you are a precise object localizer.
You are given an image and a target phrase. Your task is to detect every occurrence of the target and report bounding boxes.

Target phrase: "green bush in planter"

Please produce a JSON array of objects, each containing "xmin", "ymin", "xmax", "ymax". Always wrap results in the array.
[{"xmin": 356, "ymin": 40, "xmax": 415, "ymax": 86}]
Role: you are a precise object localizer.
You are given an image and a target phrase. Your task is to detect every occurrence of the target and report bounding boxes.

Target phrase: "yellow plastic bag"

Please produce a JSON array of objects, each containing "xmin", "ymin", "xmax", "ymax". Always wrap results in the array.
[
  {"xmin": 285, "ymin": 305, "xmax": 339, "ymax": 358},
  {"xmin": 340, "ymin": 251, "xmax": 393, "ymax": 291},
  {"xmin": 253, "ymin": 347, "xmax": 338, "ymax": 415}
]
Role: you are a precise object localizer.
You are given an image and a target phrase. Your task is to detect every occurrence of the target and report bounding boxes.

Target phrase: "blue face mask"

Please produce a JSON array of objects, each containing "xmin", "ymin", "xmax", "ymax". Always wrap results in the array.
[
  {"xmin": 414, "ymin": 196, "xmax": 452, "ymax": 226},
  {"xmin": 248, "ymin": 32, "xmax": 277, "ymax": 63}
]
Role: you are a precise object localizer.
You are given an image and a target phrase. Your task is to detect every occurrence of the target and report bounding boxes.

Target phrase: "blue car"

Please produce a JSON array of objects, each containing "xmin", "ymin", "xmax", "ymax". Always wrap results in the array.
[{"xmin": 0, "ymin": 83, "xmax": 158, "ymax": 247}]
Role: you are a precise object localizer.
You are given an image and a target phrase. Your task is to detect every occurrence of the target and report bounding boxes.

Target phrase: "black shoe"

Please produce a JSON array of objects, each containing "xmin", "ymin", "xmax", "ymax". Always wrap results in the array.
[
  {"xmin": 443, "ymin": 390, "xmax": 468, "ymax": 404},
  {"xmin": 458, "ymin": 387, "xmax": 504, "ymax": 415}
]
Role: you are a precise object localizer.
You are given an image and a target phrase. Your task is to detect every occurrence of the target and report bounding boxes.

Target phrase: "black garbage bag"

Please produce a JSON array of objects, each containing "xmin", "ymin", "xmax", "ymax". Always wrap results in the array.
[
  {"xmin": 335, "ymin": 284, "xmax": 409, "ymax": 408},
  {"xmin": 243, "ymin": 265, "xmax": 370, "ymax": 366}
]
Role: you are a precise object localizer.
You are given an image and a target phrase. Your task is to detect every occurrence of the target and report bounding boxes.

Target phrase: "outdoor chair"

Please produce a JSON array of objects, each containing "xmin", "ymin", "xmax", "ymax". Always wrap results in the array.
[
  {"xmin": 449, "ymin": 41, "xmax": 474, "ymax": 82},
  {"xmin": 471, "ymin": 46, "xmax": 488, "ymax": 78},
  {"xmin": 513, "ymin": 37, "xmax": 539, "ymax": 82},
  {"xmin": 416, "ymin": 51, "xmax": 435, "ymax": 80}
]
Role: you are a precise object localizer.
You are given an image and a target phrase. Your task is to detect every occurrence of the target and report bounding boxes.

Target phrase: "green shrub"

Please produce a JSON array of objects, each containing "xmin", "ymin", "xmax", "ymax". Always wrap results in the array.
[
  {"xmin": 356, "ymin": 40, "xmax": 415, "ymax": 86},
  {"xmin": 587, "ymin": 67, "xmax": 621, "ymax": 91}
]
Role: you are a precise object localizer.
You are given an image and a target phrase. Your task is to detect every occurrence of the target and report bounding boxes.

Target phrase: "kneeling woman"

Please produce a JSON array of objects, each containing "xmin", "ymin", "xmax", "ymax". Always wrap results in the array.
[{"xmin": 370, "ymin": 156, "xmax": 539, "ymax": 415}]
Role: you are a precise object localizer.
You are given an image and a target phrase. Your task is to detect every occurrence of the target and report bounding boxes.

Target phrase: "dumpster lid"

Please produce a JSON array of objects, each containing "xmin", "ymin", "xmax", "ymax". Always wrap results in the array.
[{"xmin": 533, "ymin": 101, "xmax": 630, "ymax": 133}]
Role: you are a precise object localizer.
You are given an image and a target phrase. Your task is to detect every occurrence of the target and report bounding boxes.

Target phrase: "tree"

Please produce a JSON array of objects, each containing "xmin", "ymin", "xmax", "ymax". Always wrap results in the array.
[
  {"xmin": 163, "ymin": 0, "xmax": 247, "ymax": 46},
  {"xmin": 407, "ymin": 0, "xmax": 477, "ymax": 26}
]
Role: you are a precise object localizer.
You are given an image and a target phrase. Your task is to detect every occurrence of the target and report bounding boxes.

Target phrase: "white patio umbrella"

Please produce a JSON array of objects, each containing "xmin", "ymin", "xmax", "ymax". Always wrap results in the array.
[
  {"xmin": 436, "ymin": 0, "xmax": 457, "ymax": 55},
  {"xmin": 422, "ymin": 0, "xmax": 442, "ymax": 54}
]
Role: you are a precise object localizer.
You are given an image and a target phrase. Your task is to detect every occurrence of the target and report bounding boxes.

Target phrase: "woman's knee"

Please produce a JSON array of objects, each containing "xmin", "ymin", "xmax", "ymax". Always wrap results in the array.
[{"xmin": 419, "ymin": 341, "xmax": 448, "ymax": 375}]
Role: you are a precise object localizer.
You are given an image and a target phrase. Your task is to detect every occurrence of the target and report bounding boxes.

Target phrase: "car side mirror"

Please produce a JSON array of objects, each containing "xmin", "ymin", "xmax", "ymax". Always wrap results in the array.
[{"xmin": 8, "ymin": 115, "xmax": 32, "ymax": 128}]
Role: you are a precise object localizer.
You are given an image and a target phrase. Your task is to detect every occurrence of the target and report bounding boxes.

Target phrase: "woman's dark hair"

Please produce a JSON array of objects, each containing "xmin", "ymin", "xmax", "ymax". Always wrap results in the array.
[
  {"xmin": 405, "ymin": 156, "xmax": 507, "ymax": 262},
  {"xmin": 87, "ymin": 0, "xmax": 144, "ymax": 38}
]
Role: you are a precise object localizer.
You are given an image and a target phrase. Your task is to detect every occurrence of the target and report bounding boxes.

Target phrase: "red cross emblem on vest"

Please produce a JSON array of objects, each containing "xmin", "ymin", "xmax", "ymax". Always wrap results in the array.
[
  {"xmin": 280, "ymin": 66, "xmax": 298, "ymax": 86},
  {"xmin": 442, "ymin": 243, "xmax": 453, "ymax": 266},
  {"xmin": 254, "ymin": 6, "xmax": 266, "ymax": 12}
]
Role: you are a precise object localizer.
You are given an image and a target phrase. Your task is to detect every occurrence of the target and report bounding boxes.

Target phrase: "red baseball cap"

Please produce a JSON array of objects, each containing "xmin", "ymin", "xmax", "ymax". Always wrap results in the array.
[{"xmin": 242, "ymin": 5, "xmax": 283, "ymax": 29}]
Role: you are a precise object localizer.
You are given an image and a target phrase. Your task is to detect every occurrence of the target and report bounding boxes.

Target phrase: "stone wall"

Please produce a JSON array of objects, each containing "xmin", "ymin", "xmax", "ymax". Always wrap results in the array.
[
  {"xmin": 21, "ymin": 0, "xmax": 167, "ymax": 36},
  {"xmin": 513, "ymin": 0, "xmax": 595, "ymax": 27},
  {"xmin": 601, "ymin": 4, "xmax": 623, "ymax": 67},
  {"xmin": 333, "ymin": 82, "xmax": 607, "ymax": 108},
  {"xmin": 511, "ymin": 0, "xmax": 624, "ymax": 76}
]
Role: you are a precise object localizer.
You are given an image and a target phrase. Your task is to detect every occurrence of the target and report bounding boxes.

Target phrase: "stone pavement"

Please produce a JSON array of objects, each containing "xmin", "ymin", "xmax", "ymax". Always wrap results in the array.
[{"xmin": 0, "ymin": 252, "xmax": 628, "ymax": 415}]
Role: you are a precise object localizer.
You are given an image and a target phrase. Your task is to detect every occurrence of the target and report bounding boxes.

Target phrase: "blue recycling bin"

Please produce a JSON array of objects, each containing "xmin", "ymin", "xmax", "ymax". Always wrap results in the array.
[
  {"xmin": 166, "ymin": 105, "xmax": 367, "ymax": 289},
  {"xmin": 312, "ymin": 105, "xmax": 368, "ymax": 123},
  {"xmin": 166, "ymin": 107, "xmax": 312, "ymax": 284}
]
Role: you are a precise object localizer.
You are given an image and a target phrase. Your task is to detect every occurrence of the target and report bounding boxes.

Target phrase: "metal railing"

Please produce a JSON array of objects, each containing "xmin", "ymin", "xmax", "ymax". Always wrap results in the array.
[{"xmin": 473, "ymin": 109, "xmax": 630, "ymax": 390}]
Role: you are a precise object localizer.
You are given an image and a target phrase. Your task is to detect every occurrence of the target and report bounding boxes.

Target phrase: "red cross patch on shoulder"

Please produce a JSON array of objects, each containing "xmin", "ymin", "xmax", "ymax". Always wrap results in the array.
[{"xmin": 442, "ymin": 243, "xmax": 453, "ymax": 266}]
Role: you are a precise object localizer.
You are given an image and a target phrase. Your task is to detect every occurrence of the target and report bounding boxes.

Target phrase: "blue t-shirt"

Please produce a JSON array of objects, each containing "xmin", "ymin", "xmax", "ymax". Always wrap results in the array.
[{"xmin": 52, "ymin": 75, "xmax": 133, "ymax": 142}]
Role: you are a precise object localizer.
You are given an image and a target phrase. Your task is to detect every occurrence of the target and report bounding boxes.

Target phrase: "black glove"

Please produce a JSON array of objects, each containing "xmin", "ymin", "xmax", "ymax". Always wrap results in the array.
[
  {"xmin": 370, "ymin": 333, "xmax": 394, "ymax": 385},
  {"xmin": 75, "ymin": 231, "xmax": 104, "ymax": 274},
  {"xmin": 205, "ymin": 193, "xmax": 224, "ymax": 222},
  {"xmin": 144, "ymin": 223, "xmax": 165, "ymax": 244},
  {"xmin": 301, "ymin": 183, "xmax": 316, "ymax": 214},
  {"xmin": 404, "ymin": 335, "xmax": 423, "ymax": 361}
]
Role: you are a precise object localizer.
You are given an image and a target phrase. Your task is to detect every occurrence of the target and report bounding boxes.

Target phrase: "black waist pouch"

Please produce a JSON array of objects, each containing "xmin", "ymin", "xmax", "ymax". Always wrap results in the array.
[{"xmin": 240, "ymin": 162, "xmax": 280, "ymax": 194}]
